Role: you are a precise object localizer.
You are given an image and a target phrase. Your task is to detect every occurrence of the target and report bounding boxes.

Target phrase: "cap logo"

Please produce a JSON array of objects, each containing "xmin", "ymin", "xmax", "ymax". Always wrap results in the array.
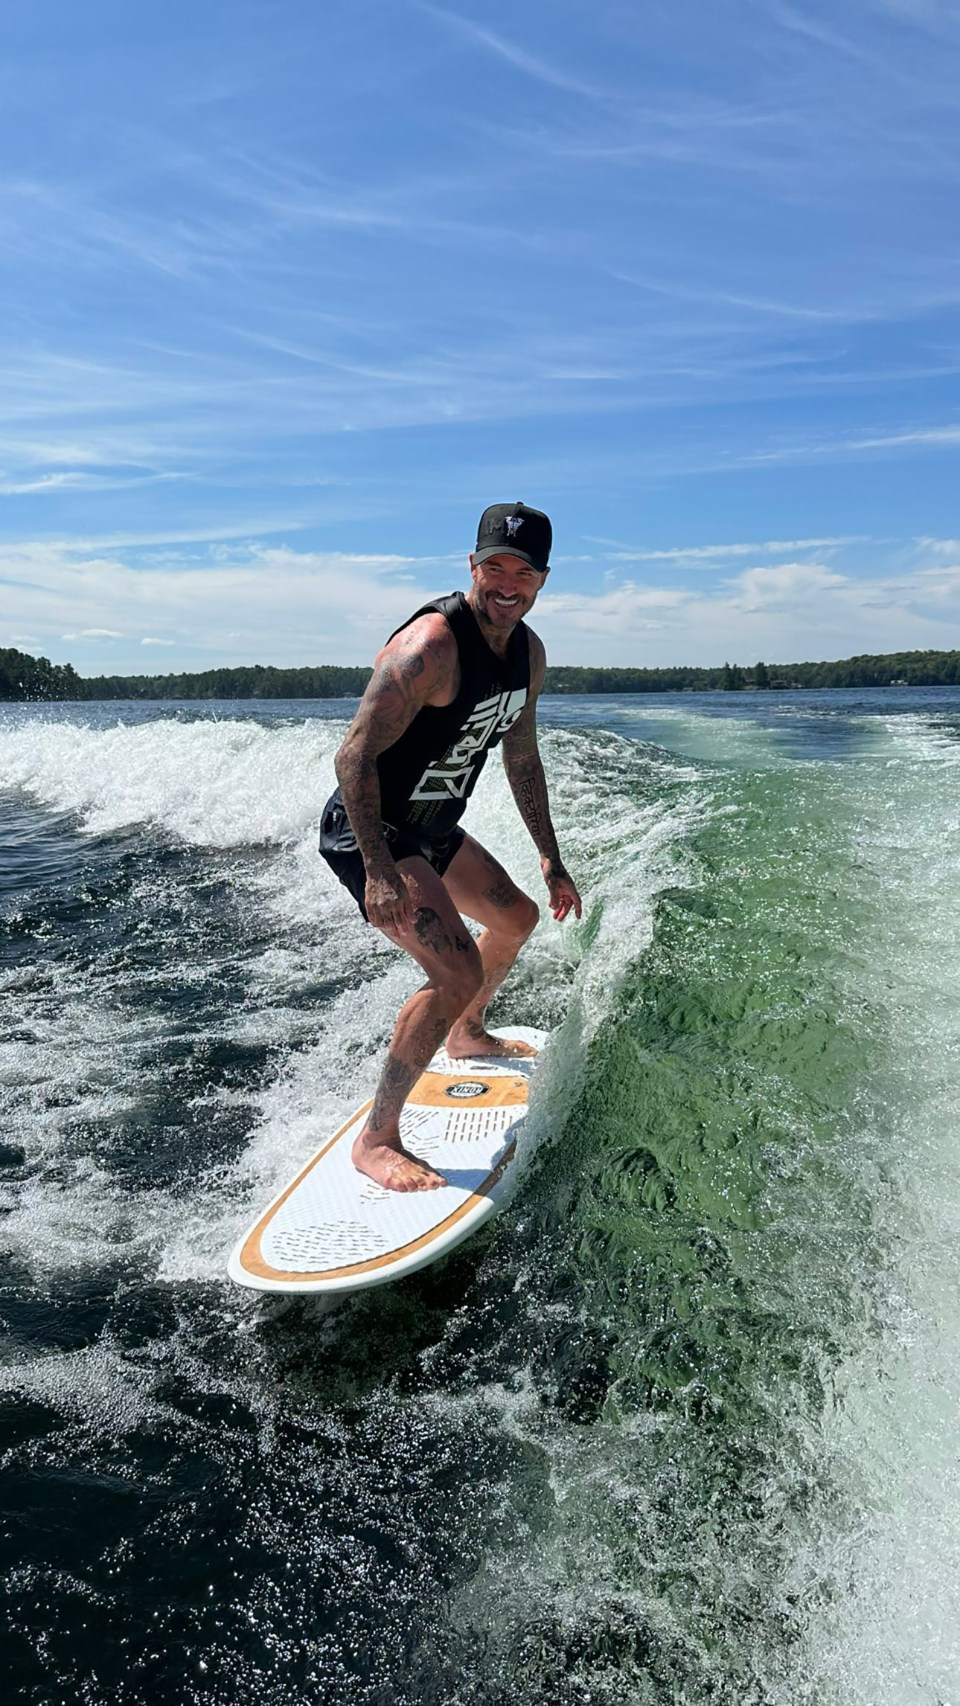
[{"xmin": 504, "ymin": 515, "xmax": 523, "ymax": 537}]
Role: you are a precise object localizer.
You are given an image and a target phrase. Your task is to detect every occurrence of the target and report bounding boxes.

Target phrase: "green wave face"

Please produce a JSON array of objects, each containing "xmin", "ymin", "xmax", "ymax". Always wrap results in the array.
[{"xmin": 398, "ymin": 752, "xmax": 883, "ymax": 1703}]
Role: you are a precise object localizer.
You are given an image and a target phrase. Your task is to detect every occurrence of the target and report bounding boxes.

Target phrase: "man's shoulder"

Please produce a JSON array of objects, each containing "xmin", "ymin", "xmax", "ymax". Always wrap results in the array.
[
  {"xmin": 523, "ymin": 624, "xmax": 547, "ymax": 683},
  {"xmin": 378, "ymin": 609, "xmax": 459, "ymax": 692},
  {"xmin": 385, "ymin": 609, "xmax": 458, "ymax": 660}
]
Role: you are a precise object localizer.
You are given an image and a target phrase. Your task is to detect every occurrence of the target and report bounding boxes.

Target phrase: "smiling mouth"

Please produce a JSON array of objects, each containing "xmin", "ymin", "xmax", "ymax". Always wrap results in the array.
[{"xmin": 490, "ymin": 594, "xmax": 520, "ymax": 609}]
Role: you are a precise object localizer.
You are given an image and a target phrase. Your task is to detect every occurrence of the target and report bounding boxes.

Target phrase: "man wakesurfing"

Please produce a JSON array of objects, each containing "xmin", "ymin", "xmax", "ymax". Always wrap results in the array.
[{"xmin": 319, "ymin": 501, "xmax": 582, "ymax": 1193}]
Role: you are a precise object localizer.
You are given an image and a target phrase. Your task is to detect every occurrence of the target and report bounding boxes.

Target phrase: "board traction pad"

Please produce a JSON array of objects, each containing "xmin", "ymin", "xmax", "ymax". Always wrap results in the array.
[{"xmin": 228, "ymin": 1026, "xmax": 547, "ymax": 1294}]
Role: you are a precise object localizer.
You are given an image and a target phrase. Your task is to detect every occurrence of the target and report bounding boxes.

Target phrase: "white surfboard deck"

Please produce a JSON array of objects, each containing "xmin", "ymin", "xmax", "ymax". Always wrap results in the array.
[{"xmin": 228, "ymin": 1026, "xmax": 548, "ymax": 1295}]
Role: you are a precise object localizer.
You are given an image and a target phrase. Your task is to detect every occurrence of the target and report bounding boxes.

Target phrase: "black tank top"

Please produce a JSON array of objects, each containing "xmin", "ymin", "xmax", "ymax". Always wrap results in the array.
[{"xmin": 377, "ymin": 591, "xmax": 530, "ymax": 838}]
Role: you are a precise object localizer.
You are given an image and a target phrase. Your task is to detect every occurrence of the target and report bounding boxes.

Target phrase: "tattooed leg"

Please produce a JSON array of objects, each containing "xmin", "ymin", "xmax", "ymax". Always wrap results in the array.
[
  {"xmin": 441, "ymin": 836, "xmax": 541, "ymax": 1059},
  {"xmin": 351, "ymin": 860, "xmax": 483, "ymax": 1192}
]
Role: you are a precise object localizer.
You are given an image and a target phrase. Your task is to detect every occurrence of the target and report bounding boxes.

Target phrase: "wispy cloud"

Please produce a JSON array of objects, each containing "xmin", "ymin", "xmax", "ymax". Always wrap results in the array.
[
  {"xmin": 864, "ymin": 0, "xmax": 960, "ymax": 41},
  {"xmin": 589, "ymin": 535, "xmax": 863, "ymax": 563},
  {"xmin": 607, "ymin": 270, "xmax": 871, "ymax": 324},
  {"xmin": 757, "ymin": 0, "xmax": 879, "ymax": 63},
  {"xmin": 0, "ymin": 470, "xmax": 185, "ymax": 496},
  {"xmin": 417, "ymin": 2, "xmax": 607, "ymax": 100},
  {"xmin": 61, "ymin": 627, "xmax": 124, "ymax": 640},
  {"xmin": 918, "ymin": 535, "xmax": 960, "ymax": 554},
  {"xmin": 750, "ymin": 425, "xmax": 960, "ymax": 462},
  {"xmin": 852, "ymin": 425, "xmax": 960, "ymax": 448}
]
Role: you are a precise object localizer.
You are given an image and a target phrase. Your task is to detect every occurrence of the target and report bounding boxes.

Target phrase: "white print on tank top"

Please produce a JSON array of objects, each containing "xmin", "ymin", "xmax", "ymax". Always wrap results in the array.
[{"xmin": 410, "ymin": 687, "xmax": 527, "ymax": 801}]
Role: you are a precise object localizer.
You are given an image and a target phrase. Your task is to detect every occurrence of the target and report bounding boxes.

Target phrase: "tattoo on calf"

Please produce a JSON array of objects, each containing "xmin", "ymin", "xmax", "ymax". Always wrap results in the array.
[
  {"xmin": 368, "ymin": 1011, "xmax": 449, "ymax": 1132},
  {"xmin": 369, "ymin": 1052, "xmax": 417, "ymax": 1131}
]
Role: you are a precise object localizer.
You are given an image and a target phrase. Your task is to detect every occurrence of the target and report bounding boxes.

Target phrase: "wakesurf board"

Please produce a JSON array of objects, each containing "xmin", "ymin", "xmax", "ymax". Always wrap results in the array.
[{"xmin": 227, "ymin": 1026, "xmax": 547, "ymax": 1295}]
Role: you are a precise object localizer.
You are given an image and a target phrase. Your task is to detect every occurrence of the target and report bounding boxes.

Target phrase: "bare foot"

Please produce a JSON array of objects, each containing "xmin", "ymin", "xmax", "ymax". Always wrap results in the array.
[
  {"xmin": 445, "ymin": 1029, "xmax": 538, "ymax": 1060},
  {"xmin": 352, "ymin": 1130, "xmax": 447, "ymax": 1192}
]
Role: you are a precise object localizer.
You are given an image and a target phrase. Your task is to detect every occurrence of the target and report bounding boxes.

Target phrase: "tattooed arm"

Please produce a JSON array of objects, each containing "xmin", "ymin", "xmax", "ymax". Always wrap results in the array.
[
  {"xmin": 334, "ymin": 615, "xmax": 458, "ymax": 930},
  {"xmin": 501, "ymin": 633, "xmax": 582, "ymax": 922}
]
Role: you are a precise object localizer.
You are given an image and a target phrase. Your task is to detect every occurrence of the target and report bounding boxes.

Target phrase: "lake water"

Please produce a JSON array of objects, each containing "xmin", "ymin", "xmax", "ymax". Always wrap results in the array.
[{"xmin": 2, "ymin": 687, "xmax": 959, "ymax": 1704}]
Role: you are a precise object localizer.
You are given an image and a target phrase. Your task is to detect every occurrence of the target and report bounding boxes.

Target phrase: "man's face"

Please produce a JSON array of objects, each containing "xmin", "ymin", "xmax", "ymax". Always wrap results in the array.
[{"xmin": 469, "ymin": 552, "xmax": 548, "ymax": 630}]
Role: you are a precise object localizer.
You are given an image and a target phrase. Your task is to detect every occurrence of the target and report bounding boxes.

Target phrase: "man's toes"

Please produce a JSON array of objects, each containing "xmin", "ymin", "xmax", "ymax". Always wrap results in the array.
[{"xmin": 391, "ymin": 1159, "xmax": 443, "ymax": 1191}]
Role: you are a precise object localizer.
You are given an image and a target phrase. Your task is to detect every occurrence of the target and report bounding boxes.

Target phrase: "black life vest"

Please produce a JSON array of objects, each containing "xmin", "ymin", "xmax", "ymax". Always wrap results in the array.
[{"xmin": 376, "ymin": 591, "xmax": 530, "ymax": 838}]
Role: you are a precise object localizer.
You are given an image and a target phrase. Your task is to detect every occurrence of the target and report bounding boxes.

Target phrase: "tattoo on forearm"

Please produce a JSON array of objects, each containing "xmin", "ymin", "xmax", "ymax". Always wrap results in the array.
[
  {"xmin": 502, "ymin": 717, "xmax": 538, "ymax": 763},
  {"xmin": 335, "ymin": 747, "xmax": 389, "ymax": 865},
  {"xmin": 506, "ymin": 758, "xmax": 560, "ymax": 862}
]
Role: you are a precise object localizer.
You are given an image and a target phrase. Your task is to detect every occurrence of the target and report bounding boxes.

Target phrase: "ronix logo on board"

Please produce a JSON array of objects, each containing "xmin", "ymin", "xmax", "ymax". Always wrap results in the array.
[{"xmin": 445, "ymin": 1081, "xmax": 490, "ymax": 1100}]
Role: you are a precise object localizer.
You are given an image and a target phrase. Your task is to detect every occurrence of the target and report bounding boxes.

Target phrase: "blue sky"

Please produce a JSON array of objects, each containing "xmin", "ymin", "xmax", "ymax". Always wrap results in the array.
[{"xmin": 2, "ymin": 0, "xmax": 959, "ymax": 671}]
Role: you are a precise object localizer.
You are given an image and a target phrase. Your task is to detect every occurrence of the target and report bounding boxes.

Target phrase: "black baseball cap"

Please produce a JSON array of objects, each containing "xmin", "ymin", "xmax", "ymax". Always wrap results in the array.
[{"xmin": 474, "ymin": 501, "xmax": 552, "ymax": 574}]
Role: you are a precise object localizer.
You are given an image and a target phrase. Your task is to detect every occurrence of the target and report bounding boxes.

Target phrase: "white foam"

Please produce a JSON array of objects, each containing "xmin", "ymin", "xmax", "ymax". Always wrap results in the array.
[
  {"xmin": 791, "ymin": 712, "xmax": 960, "ymax": 1702},
  {"xmin": 0, "ymin": 710, "xmax": 699, "ymax": 1303},
  {"xmin": 0, "ymin": 715, "xmax": 342, "ymax": 846}
]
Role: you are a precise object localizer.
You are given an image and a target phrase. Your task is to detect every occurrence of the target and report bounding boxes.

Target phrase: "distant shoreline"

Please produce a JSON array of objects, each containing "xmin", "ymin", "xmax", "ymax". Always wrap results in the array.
[{"xmin": 2, "ymin": 645, "xmax": 959, "ymax": 702}]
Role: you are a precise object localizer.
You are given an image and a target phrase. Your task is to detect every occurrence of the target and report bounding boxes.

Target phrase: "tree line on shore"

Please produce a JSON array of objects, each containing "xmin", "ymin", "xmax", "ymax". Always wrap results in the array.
[
  {"xmin": 0, "ymin": 649, "xmax": 83, "ymax": 701},
  {"xmin": 3, "ymin": 645, "xmax": 960, "ymax": 702}
]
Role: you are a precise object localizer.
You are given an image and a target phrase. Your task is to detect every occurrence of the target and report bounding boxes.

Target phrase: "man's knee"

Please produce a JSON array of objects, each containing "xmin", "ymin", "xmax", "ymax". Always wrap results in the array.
[
  {"xmin": 517, "ymin": 893, "xmax": 540, "ymax": 940},
  {"xmin": 497, "ymin": 891, "xmax": 539, "ymax": 944}
]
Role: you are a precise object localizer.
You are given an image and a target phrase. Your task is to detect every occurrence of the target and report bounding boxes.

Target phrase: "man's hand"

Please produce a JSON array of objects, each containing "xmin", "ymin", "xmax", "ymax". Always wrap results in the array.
[
  {"xmin": 541, "ymin": 857, "xmax": 582, "ymax": 922},
  {"xmin": 365, "ymin": 864, "xmax": 415, "ymax": 932}
]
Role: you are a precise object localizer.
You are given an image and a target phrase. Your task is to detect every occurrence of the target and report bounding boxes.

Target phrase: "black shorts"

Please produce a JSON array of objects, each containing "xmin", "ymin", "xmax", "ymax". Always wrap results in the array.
[{"xmin": 317, "ymin": 793, "xmax": 465, "ymax": 922}]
